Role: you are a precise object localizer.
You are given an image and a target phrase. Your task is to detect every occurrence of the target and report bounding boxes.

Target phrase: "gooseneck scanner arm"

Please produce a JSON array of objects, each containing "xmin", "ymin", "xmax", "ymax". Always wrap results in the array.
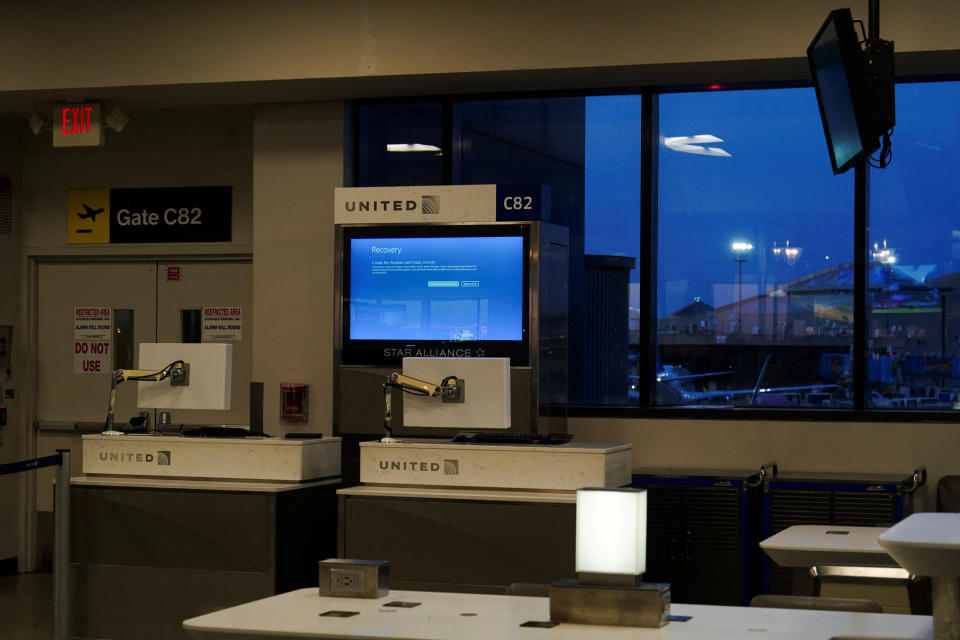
[
  {"xmin": 103, "ymin": 360, "xmax": 188, "ymax": 435},
  {"xmin": 380, "ymin": 371, "xmax": 464, "ymax": 443}
]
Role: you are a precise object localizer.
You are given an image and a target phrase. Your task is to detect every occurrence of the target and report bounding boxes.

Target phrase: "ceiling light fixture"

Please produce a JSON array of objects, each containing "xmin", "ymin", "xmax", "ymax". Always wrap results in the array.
[
  {"xmin": 104, "ymin": 107, "xmax": 130, "ymax": 132},
  {"xmin": 28, "ymin": 111, "xmax": 50, "ymax": 135},
  {"xmin": 664, "ymin": 134, "xmax": 731, "ymax": 157},
  {"xmin": 386, "ymin": 143, "xmax": 442, "ymax": 152}
]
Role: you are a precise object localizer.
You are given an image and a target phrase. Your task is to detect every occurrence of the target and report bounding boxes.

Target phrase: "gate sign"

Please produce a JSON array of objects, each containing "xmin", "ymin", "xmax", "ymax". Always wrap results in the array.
[
  {"xmin": 202, "ymin": 306, "xmax": 242, "ymax": 342},
  {"xmin": 74, "ymin": 307, "xmax": 112, "ymax": 374},
  {"xmin": 67, "ymin": 186, "xmax": 232, "ymax": 244}
]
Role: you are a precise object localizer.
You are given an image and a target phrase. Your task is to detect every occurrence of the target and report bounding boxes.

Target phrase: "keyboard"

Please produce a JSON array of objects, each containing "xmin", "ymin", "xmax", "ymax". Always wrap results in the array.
[
  {"xmin": 181, "ymin": 426, "xmax": 250, "ymax": 438},
  {"xmin": 450, "ymin": 431, "xmax": 572, "ymax": 445}
]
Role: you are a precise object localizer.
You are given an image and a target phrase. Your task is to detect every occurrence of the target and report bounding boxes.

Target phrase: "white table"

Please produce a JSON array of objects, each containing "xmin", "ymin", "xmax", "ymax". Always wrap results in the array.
[
  {"xmin": 760, "ymin": 525, "xmax": 895, "ymax": 567},
  {"xmin": 183, "ymin": 587, "xmax": 933, "ymax": 640}
]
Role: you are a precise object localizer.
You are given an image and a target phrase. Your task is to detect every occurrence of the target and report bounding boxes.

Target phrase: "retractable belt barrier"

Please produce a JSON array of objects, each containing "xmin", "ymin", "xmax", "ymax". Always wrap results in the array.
[
  {"xmin": 0, "ymin": 453, "xmax": 63, "ymax": 476},
  {"xmin": 3, "ymin": 450, "xmax": 72, "ymax": 640}
]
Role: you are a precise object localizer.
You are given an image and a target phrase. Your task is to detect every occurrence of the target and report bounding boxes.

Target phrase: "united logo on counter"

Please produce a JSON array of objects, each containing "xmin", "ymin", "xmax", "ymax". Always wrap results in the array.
[{"xmin": 67, "ymin": 186, "xmax": 231, "ymax": 244}]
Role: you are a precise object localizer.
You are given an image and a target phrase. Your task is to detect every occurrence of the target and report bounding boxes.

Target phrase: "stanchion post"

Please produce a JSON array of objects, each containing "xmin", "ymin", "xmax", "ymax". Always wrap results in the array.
[{"xmin": 54, "ymin": 449, "xmax": 70, "ymax": 640}]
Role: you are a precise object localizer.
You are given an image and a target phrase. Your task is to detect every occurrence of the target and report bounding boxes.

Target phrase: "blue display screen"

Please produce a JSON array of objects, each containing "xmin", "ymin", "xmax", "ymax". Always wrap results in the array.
[{"xmin": 349, "ymin": 236, "xmax": 525, "ymax": 341}]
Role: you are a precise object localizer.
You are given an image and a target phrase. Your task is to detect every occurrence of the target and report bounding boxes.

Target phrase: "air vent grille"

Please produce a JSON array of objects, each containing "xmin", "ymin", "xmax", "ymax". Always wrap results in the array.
[
  {"xmin": 0, "ymin": 192, "xmax": 11, "ymax": 235},
  {"xmin": 637, "ymin": 482, "xmax": 749, "ymax": 606}
]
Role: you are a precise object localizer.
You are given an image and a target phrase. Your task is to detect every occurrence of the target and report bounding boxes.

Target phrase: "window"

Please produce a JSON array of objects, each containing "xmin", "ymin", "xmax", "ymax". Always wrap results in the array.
[
  {"xmin": 351, "ymin": 79, "xmax": 960, "ymax": 417},
  {"xmin": 869, "ymin": 81, "xmax": 960, "ymax": 410},
  {"xmin": 457, "ymin": 96, "xmax": 642, "ymax": 405},
  {"xmin": 355, "ymin": 103, "xmax": 443, "ymax": 186},
  {"xmin": 657, "ymin": 88, "xmax": 854, "ymax": 408},
  {"xmin": 585, "ymin": 96, "xmax": 643, "ymax": 405}
]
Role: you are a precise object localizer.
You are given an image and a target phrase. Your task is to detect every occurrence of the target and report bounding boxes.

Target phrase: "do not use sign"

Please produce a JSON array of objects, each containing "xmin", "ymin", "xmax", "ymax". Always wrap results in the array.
[
  {"xmin": 74, "ymin": 306, "xmax": 112, "ymax": 374},
  {"xmin": 74, "ymin": 341, "xmax": 111, "ymax": 373}
]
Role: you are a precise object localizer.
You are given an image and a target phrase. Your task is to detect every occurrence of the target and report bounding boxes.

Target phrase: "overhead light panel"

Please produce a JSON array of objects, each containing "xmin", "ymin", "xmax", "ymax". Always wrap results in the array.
[
  {"xmin": 664, "ymin": 134, "xmax": 731, "ymax": 157},
  {"xmin": 28, "ymin": 111, "xmax": 49, "ymax": 136},
  {"xmin": 104, "ymin": 107, "xmax": 130, "ymax": 132},
  {"xmin": 386, "ymin": 143, "xmax": 441, "ymax": 152}
]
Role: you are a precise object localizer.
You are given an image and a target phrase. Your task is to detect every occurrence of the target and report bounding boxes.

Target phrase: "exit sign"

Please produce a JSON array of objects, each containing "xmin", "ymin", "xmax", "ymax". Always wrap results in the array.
[{"xmin": 53, "ymin": 104, "xmax": 103, "ymax": 148}]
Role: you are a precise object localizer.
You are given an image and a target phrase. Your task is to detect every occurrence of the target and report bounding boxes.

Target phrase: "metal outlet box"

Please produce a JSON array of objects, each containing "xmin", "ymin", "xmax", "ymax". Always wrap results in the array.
[{"xmin": 318, "ymin": 558, "xmax": 389, "ymax": 598}]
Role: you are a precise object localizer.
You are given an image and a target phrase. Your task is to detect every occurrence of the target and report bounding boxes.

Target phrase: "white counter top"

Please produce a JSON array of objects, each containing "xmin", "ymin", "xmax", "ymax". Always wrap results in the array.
[
  {"xmin": 183, "ymin": 587, "xmax": 933, "ymax": 640},
  {"xmin": 760, "ymin": 525, "xmax": 894, "ymax": 568},
  {"xmin": 361, "ymin": 438, "xmax": 631, "ymax": 453}
]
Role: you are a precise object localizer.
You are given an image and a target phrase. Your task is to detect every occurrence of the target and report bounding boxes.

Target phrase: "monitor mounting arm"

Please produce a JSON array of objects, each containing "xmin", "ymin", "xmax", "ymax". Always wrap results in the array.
[
  {"xmin": 380, "ymin": 372, "xmax": 464, "ymax": 443},
  {"xmin": 103, "ymin": 360, "xmax": 189, "ymax": 435}
]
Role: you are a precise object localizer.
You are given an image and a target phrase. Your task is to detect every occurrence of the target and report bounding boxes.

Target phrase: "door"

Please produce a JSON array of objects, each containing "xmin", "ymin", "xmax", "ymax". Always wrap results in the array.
[
  {"xmin": 36, "ymin": 262, "xmax": 157, "ymax": 511},
  {"xmin": 35, "ymin": 259, "xmax": 251, "ymax": 511},
  {"xmin": 155, "ymin": 260, "xmax": 252, "ymax": 427}
]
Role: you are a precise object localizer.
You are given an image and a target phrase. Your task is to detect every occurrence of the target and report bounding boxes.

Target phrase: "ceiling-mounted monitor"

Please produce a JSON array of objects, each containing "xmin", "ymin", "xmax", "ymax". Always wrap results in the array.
[
  {"xmin": 339, "ymin": 222, "xmax": 530, "ymax": 367},
  {"xmin": 807, "ymin": 8, "xmax": 881, "ymax": 174}
]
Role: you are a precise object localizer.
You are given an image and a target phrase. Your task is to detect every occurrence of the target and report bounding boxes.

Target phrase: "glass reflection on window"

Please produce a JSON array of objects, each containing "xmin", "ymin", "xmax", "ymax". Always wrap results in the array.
[
  {"xmin": 181, "ymin": 309, "xmax": 202, "ymax": 343},
  {"xmin": 869, "ymin": 81, "xmax": 960, "ymax": 411},
  {"xmin": 113, "ymin": 309, "xmax": 134, "ymax": 370},
  {"xmin": 356, "ymin": 103, "xmax": 443, "ymax": 186},
  {"xmin": 657, "ymin": 88, "xmax": 854, "ymax": 408}
]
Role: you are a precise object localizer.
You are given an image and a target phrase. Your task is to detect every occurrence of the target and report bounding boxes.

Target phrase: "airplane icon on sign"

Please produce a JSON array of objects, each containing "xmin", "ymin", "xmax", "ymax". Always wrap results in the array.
[{"xmin": 76, "ymin": 204, "xmax": 105, "ymax": 221}]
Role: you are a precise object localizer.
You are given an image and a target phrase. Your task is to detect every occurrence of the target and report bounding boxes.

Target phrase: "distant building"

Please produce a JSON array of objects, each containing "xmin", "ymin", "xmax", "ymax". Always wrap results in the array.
[
  {"xmin": 657, "ymin": 298, "xmax": 714, "ymax": 336},
  {"xmin": 660, "ymin": 263, "xmax": 954, "ymax": 354}
]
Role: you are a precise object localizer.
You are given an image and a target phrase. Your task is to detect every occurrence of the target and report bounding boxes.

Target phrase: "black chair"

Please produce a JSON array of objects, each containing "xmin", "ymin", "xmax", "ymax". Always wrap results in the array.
[{"xmin": 937, "ymin": 475, "xmax": 960, "ymax": 512}]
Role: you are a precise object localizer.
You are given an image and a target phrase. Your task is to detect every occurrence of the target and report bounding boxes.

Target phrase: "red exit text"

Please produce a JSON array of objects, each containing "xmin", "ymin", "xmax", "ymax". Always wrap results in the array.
[{"xmin": 62, "ymin": 106, "xmax": 95, "ymax": 135}]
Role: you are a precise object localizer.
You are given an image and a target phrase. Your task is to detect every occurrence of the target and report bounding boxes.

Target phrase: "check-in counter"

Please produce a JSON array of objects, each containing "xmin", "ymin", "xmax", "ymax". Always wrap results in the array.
[
  {"xmin": 70, "ymin": 434, "xmax": 342, "ymax": 640},
  {"xmin": 337, "ymin": 438, "xmax": 631, "ymax": 593}
]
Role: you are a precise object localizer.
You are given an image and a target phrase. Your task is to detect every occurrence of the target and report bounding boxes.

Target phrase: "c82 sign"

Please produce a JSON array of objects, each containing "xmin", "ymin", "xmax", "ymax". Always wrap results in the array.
[
  {"xmin": 502, "ymin": 195, "xmax": 533, "ymax": 210},
  {"xmin": 165, "ymin": 207, "xmax": 202, "ymax": 225}
]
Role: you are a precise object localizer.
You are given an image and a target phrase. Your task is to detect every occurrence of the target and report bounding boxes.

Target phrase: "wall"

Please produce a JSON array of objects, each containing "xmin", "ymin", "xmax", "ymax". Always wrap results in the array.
[
  {"xmin": 0, "ymin": 121, "xmax": 22, "ymax": 563},
  {"xmin": 1, "ymin": 1, "xmax": 959, "ymax": 95},
  {"xmin": 251, "ymin": 103, "xmax": 343, "ymax": 435},
  {"xmin": 569, "ymin": 417, "xmax": 959, "ymax": 508},
  {"xmin": 20, "ymin": 108, "xmax": 253, "ymax": 254}
]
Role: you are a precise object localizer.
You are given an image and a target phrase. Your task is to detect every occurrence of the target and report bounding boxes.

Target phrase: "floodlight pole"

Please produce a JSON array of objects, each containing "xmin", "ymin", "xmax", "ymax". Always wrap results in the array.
[
  {"xmin": 731, "ymin": 243, "xmax": 752, "ymax": 336},
  {"xmin": 853, "ymin": 0, "xmax": 880, "ymax": 410},
  {"xmin": 735, "ymin": 258, "xmax": 746, "ymax": 334}
]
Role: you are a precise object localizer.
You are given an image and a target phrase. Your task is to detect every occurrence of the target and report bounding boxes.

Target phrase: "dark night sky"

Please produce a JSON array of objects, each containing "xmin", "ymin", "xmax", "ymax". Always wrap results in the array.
[{"xmin": 585, "ymin": 83, "xmax": 960, "ymax": 317}]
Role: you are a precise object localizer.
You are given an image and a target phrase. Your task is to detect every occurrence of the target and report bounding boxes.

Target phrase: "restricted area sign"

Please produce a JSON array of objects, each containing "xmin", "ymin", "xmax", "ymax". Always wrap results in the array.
[
  {"xmin": 74, "ymin": 307, "xmax": 112, "ymax": 374},
  {"xmin": 202, "ymin": 306, "xmax": 242, "ymax": 342}
]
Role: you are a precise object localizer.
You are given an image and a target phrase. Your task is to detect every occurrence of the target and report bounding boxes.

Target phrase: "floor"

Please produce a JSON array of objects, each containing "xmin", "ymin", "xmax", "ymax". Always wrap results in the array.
[{"xmin": 0, "ymin": 571, "xmax": 53, "ymax": 640}]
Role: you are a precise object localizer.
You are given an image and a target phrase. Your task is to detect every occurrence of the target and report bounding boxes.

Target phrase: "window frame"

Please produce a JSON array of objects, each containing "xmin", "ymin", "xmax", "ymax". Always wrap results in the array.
[{"xmin": 348, "ymin": 73, "xmax": 960, "ymax": 423}]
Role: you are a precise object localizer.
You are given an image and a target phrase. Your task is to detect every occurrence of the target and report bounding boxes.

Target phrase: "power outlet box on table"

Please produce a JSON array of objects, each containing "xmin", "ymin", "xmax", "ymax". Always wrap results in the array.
[{"xmin": 318, "ymin": 558, "xmax": 389, "ymax": 598}]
